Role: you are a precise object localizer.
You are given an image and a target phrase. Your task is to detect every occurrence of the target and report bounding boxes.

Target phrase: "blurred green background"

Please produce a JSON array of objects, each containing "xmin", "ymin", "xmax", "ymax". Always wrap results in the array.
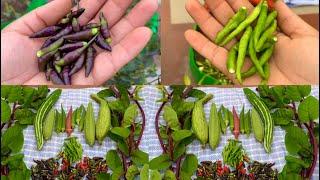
[{"xmin": 1, "ymin": 0, "xmax": 161, "ymax": 86}]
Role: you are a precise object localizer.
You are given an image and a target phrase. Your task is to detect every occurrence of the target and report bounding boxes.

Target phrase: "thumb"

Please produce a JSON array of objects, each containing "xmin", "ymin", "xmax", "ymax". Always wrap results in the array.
[
  {"xmin": 274, "ymin": 0, "xmax": 317, "ymax": 38},
  {"xmin": 3, "ymin": 0, "xmax": 72, "ymax": 34}
]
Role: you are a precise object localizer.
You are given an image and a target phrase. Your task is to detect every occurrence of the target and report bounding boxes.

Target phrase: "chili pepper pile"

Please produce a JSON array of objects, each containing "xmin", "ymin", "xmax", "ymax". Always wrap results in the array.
[
  {"xmin": 196, "ymin": 160, "xmax": 278, "ymax": 180},
  {"xmin": 214, "ymin": 0, "xmax": 278, "ymax": 84},
  {"xmin": 31, "ymin": 156, "xmax": 108, "ymax": 179},
  {"xmin": 30, "ymin": 7, "xmax": 112, "ymax": 85}
]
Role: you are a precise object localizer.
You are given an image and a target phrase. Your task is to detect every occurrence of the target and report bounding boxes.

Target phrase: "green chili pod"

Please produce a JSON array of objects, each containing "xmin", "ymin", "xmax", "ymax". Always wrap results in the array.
[
  {"xmin": 248, "ymin": 34, "xmax": 266, "ymax": 79},
  {"xmin": 220, "ymin": 1, "xmax": 262, "ymax": 46},
  {"xmin": 264, "ymin": 10, "xmax": 278, "ymax": 31},
  {"xmin": 37, "ymin": 38, "xmax": 64, "ymax": 57},
  {"xmin": 253, "ymin": 1, "xmax": 268, "ymax": 47},
  {"xmin": 215, "ymin": 7, "xmax": 247, "ymax": 44},
  {"xmin": 236, "ymin": 26, "xmax": 252, "ymax": 84},
  {"xmin": 256, "ymin": 20, "xmax": 277, "ymax": 52},
  {"xmin": 227, "ymin": 43, "xmax": 238, "ymax": 74}
]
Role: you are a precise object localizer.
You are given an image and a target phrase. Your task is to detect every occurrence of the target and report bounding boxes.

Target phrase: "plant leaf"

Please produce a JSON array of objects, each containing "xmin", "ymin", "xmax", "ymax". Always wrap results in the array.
[
  {"xmin": 298, "ymin": 96, "xmax": 319, "ymax": 122},
  {"xmin": 106, "ymin": 150, "xmax": 123, "ymax": 171},
  {"xmin": 140, "ymin": 164, "xmax": 149, "ymax": 180},
  {"xmin": 149, "ymin": 154, "xmax": 171, "ymax": 170},
  {"xmin": 1, "ymin": 100, "xmax": 11, "ymax": 123},
  {"xmin": 172, "ymin": 130, "xmax": 193, "ymax": 142},
  {"xmin": 180, "ymin": 154, "xmax": 198, "ymax": 177},
  {"xmin": 125, "ymin": 165, "xmax": 140, "ymax": 180},
  {"xmin": 131, "ymin": 149, "xmax": 149, "ymax": 165},
  {"xmin": 117, "ymin": 140, "xmax": 129, "ymax": 156},
  {"xmin": 111, "ymin": 127, "xmax": 131, "ymax": 138},
  {"xmin": 14, "ymin": 108, "xmax": 36, "ymax": 125},
  {"xmin": 163, "ymin": 105, "xmax": 181, "ymax": 131},
  {"xmin": 150, "ymin": 170, "xmax": 162, "ymax": 180},
  {"xmin": 285, "ymin": 126, "xmax": 311, "ymax": 156},
  {"xmin": 271, "ymin": 108, "xmax": 294, "ymax": 126}
]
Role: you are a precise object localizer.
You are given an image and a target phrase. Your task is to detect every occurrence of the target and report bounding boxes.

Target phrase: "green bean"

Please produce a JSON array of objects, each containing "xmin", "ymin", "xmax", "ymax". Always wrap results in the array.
[
  {"xmin": 242, "ymin": 44, "xmax": 274, "ymax": 79},
  {"xmin": 227, "ymin": 43, "xmax": 239, "ymax": 74},
  {"xmin": 256, "ymin": 20, "xmax": 277, "ymax": 52},
  {"xmin": 248, "ymin": 33, "xmax": 266, "ymax": 79},
  {"xmin": 215, "ymin": 7, "xmax": 247, "ymax": 45},
  {"xmin": 264, "ymin": 10, "xmax": 278, "ymax": 31},
  {"xmin": 220, "ymin": 2, "xmax": 262, "ymax": 46},
  {"xmin": 253, "ymin": 1, "xmax": 268, "ymax": 47},
  {"xmin": 236, "ymin": 26, "xmax": 252, "ymax": 84}
]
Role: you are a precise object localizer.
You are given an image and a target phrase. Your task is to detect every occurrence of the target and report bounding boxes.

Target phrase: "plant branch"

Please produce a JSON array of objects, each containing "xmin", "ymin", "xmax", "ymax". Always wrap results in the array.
[
  {"xmin": 304, "ymin": 122, "xmax": 318, "ymax": 178},
  {"xmin": 182, "ymin": 86, "xmax": 194, "ymax": 99},
  {"xmin": 7, "ymin": 102, "xmax": 17, "ymax": 128},
  {"xmin": 110, "ymin": 85, "xmax": 120, "ymax": 98},
  {"xmin": 155, "ymin": 101, "xmax": 168, "ymax": 153}
]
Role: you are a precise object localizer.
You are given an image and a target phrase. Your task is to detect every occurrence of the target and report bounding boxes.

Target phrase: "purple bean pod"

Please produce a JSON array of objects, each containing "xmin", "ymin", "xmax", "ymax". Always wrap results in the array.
[
  {"xmin": 30, "ymin": 26, "xmax": 62, "ymax": 38},
  {"xmin": 85, "ymin": 46, "xmax": 97, "ymax": 77},
  {"xmin": 63, "ymin": 28, "xmax": 99, "ymax": 41},
  {"xmin": 72, "ymin": 18, "xmax": 81, "ymax": 32},
  {"xmin": 95, "ymin": 34, "xmax": 112, "ymax": 52},
  {"xmin": 69, "ymin": 52, "xmax": 86, "ymax": 76},
  {"xmin": 51, "ymin": 25, "xmax": 73, "ymax": 42},
  {"xmin": 59, "ymin": 42, "xmax": 87, "ymax": 53},
  {"xmin": 50, "ymin": 70, "xmax": 64, "ymax": 85},
  {"xmin": 62, "ymin": 66, "xmax": 71, "ymax": 85},
  {"xmin": 38, "ymin": 50, "xmax": 58, "ymax": 72}
]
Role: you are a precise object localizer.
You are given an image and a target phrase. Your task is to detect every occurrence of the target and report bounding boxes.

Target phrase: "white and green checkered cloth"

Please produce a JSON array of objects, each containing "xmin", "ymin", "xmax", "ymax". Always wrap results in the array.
[{"xmin": 22, "ymin": 86, "xmax": 319, "ymax": 179}]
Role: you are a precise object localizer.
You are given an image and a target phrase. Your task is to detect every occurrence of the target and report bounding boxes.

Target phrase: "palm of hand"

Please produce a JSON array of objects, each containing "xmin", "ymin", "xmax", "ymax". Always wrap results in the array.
[
  {"xmin": 1, "ymin": 0, "xmax": 158, "ymax": 85},
  {"xmin": 185, "ymin": 0, "xmax": 319, "ymax": 85}
]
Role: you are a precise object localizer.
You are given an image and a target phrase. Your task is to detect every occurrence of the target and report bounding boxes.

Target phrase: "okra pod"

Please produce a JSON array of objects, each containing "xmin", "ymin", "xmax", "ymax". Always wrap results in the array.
[
  {"xmin": 220, "ymin": 1, "xmax": 262, "ymax": 46},
  {"xmin": 38, "ymin": 49, "xmax": 58, "ymax": 72},
  {"xmin": 256, "ymin": 20, "xmax": 277, "ymax": 52},
  {"xmin": 240, "ymin": 106, "xmax": 245, "ymax": 134},
  {"xmin": 61, "ymin": 104, "xmax": 66, "ymax": 132},
  {"xmin": 30, "ymin": 26, "xmax": 62, "ymax": 38},
  {"xmin": 65, "ymin": 106, "xmax": 73, "ymax": 137},
  {"xmin": 59, "ymin": 42, "xmax": 87, "ymax": 53},
  {"xmin": 219, "ymin": 107, "xmax": 227, "ymax": 134},
  {"xmin": 222, "ymin": 106, "xmax": 229, "ymax": 127},
  {"xmin": 248, "ymin": 33, "xmax": 266, "ymax": 79},
  {"xmin": 55, "ymin": 110, "xmax": 61, "ymax": 133},
  {"xmin": 50, "ymin": 70, "xmax": 64, "ymax": 85},
  {"xmin": 226, "ymin": 43, "xmax": 238, "ymax": 74},
  {"xmin": 215, "ymin": 7, "xmax": 247, "ymax": 45},
  {"xmin": 228, "ymin": 109, "xmax": 234, "ymax": 131},
  {"xmin": 78, "ymin": 105, "xmax": 86, "ymax": 132},
  {"xmin": 85, "ymin": 46, "xmax": 96, "ymax": 77},
  {"xmin": 244, "ymin": 110, "xmax": 251, "ymax": 136},
  {"xmin": 63, "ymin": 28, "xmax": 99, "ymax": 41},
  {"xmin": 37, "ymin": 38, "xmax": 64, "ymax": 57},
  {"xmin": 95, "ymin": 34, "xmax": 112, "ymax": 51},
  {"xmin": 62, "ymin": 66, "xmax": 71, "ymax": 85},
  {"xmin": 72, "ymin": 18, "xmax": 81, "ymax": 32},
  {"xmin": 69, "ymin": 52, "xmax": 86, "ymax": 76},
  {"xmin": 236, "ymin": 26, "xmax": 252, "ymax": 84}
]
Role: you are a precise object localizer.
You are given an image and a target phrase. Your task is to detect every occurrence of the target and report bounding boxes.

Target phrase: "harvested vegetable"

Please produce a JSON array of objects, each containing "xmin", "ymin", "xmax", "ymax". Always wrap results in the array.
[
  {"xmin": 65, "ymin": 106, "xmax": 73, "ymax": 137},
  {"xmin": 222, "ymin": 139, "xmax": 247, "ymax": 168},
  {"xmin": 61, "ymin": 137, "xmax": 83, "ymax": 164}
]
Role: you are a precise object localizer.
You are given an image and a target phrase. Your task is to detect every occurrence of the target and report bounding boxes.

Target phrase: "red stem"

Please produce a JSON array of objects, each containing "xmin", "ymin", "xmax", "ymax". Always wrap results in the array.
[
  {"xmin": 176, "ymin": 156, "xmax": 183, "ymax": 178},
  {"xmin": 134, "ymin": 99, "xmax": 145, "ymax": 148},
  {"xmin": 155, "ymin": 102, "xmax": 168, "ymax": 153},
  {"xmin": 304, "ymin": 122, "xmax": 318, "ymax": 178}
]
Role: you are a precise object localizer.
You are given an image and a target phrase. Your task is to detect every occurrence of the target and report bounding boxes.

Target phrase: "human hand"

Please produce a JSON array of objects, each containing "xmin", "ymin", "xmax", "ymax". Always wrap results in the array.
[
  {"xmin": 1, "ymin": 0, "xmax": 158, "ymax": 85},
  {"xmin": 185, "ymin": 0, "xmax": 319, "ymax": 85}
]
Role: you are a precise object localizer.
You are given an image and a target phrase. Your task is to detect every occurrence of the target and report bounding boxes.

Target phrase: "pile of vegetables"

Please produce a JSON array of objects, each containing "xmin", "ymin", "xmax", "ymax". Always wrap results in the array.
[
  {"xmin": 215, "ymin": 0, "xmax": 278, "ymax": 84},
  {"xmin": 30, "ymin": 6, "xmax": 112, "ymax": 85}
]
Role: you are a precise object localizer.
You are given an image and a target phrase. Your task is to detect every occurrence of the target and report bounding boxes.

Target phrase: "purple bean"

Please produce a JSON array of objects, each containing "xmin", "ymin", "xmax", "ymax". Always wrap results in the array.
[
  {"xmin": 41, "ymin": 38, "xmax": 54, "ymax": 48},
  {"xmin": 30, "ymin": 26, "xmax": 62, "ymax": 38},
  {"xmin": 37, "ymin": 38, "xmax": 64, "ymax": 57},
  {"xmin": 72, "ymin": 18, "xmax": 81, "ymax": 32},
  {"xmin": 82, "ymin": 23, "xmax": 100, "ymax": 30},
  {"xmin": 71, "ymin": 8, "xmax": 85, "ymax": 18},
  {"xmin": 50, "ymin": 70, "xmax": 64, "ymax": 85},
  {"xmin": 99, "ymin": 12, "xmax": 111, "ymax": 39},
  {"xmin": 85, "ymin": 46, "xmax": 96, "ymax": 77},
  {"xmin": 69, "ymin": 52, "xmax": 85, "ymax": 76},
  {"xmin": 59, "ymin": 42, "xmax": 87, "ymax": 53},
  {"xmin": 62, "ymin": 66, "xmax": 71, "ymax": 85},
  {"xmin": 95, "ymin": 34, "xmax": 112, "ymax": 52},
  {"xmin": 63, "ymin": 28, "xmax": 99, "ymax": 41},
  {"xmin": 51, "ymin": 25, "xmax": 73, "ymax": 41},
  {"xmin": 38, "ymin": 50, "xmax": 58, "ymax": 72}
]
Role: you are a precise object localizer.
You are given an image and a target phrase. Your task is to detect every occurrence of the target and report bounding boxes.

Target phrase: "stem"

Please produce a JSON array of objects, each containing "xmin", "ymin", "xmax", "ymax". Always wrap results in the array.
[
  {"xmin": 182, "ymin": 86, "xmax": 194, "ymax": 99},
  {"xmin": 176, "ymin": 156, "xmax": 183, "ymax": 178},
  {"xmin": 1, "ymin": 123, "xmax": 6, "ymax": 131},
  {"xmin": 155, "ymin": 102, "xmax": 168, "ymax": 153},
  {"xmin": 7, "ymin": 102, "xmax": 17, "ymax": 128},
  {"xmin": 304, "ymin": 122, "xmax": 318, "ymax": 178},
  {"xmin": 168, "ymin": 129, "xmax": 174, "ymax": 160},
  {"xmin": 119, "ymin": 150, "xmax": 127, "ymax": 177},
  {"xmin": 110, "ymin": 85, "xmax": 120, "ymax": 98},
  {"xmin": 291, "ymin": 102, "xmax": 302, "ymax": 128}
]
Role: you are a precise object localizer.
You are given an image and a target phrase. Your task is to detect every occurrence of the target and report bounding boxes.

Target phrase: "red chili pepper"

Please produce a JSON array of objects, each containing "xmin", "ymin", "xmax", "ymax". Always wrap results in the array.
[
  {"xmin": 223, "ymin": 165, "xmax": 230, "ymax": 174},
  {"xmin": 249, "ymin": 173, "xmax": 255, "ymax": 180},
  {"xmin": 53, "ymin": 169, "xmax": 59, "ymax": 175},
  {"xmin": 249, "ymin": 0, "xmax": 275, "ymax": 9},
  {"xmin": 240, "ymin": 168, "xmax": 247, "ymax": 174},
  {"xmin": 237, "ymin": 161, "xmax": 244, "ymax": 170}
]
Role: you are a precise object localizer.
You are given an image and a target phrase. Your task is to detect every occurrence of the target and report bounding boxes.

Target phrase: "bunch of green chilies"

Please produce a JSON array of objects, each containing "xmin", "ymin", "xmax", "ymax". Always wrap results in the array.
[
  {"xmin": 30, "ymin": 7, "xmax": 112, "ymax": 85},
  {"xmin": 215, "ymin": 0, "xmax": 277, "ymax": 84}
]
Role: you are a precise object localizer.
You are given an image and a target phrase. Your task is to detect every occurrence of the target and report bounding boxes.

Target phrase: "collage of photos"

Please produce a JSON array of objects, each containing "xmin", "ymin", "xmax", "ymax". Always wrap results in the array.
[{"xmin": 1, "ymin": 0, "xmax": 319, "ymax": 179}]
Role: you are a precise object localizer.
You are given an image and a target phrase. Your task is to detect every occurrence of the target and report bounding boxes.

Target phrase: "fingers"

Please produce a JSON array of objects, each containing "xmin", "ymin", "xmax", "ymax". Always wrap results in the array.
[
  {"xmin": 91, "ymin": 0, "xmax": 134, "ymax": 27},
  {"xmin": 76, "ymin": 0, "xmax": 107, "ymax": 25},
  {"xmin": 93, "ymin": 27, "xmax": 152, "ymax": 85},
  {"xmin": 4, "ymin": 0, "xmax": 72, "ymax": 34},
  {"xmin": 205, "ymin": 0, "xmax": 235, "ymax": 25},
  {"xmin": 184, "ymin": 29, "xmax": 230, "ymax": 76},
  {"xmin": 110, "ymin": 0, "xmax": 158, "ymax": 44},
  {"xmin": 185, "ymin": 0, "xmax": 223, "ymax": 41},
  {"xmin": 225, "ymin": 0, "xmax": 254, "ymax": 12},
  {"xmin": 274, "ymin": 0, "xmax": 318, "ymax": 38}
]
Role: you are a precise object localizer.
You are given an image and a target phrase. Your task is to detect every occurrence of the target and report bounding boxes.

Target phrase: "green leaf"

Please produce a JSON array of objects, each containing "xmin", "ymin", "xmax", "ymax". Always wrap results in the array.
[
  {"xmin": 298, "ymin": 96, "xmax": 319, "ymax": 122},
  {"xmin": 1, "ymin": 125, "xmax": 24, "ymax": 153},
  {"xmin": 117, "ymin": 140, "xmax": 129, "ymax": 156},
  {"xmin": 125, "ymin": 165, "xmax": 140, "ymax": 180},
  {"xmin": 163, "ymin": 106, "xmax": 181, "ymax": 131},
  {"xmin": 173, "ymin": 142, "xmax": 186, "ymax": 161},
  {"xmin": 286, "ymin": 86, "xmax": 303, "ymax": 102},
  {"xmin": 150, "ymin": 170, "xmax": 162, "ymax": 180},
  {"xmin": 285, "ymin": 156, "xmax": 310, "ymax": 169},
  {"xmin": 1, "ymin": 154, "xmax": 24, "ymax": 167},
  {"xmin": 183, "ymin": 113, "xmax": 192, "ymax": 130},
  {"xmin": 172, "ymin": 130, "xmax": 193, "ymax": 142},
  {"xmin": 285, "ymin": 126, "xmax": 311, "ymax": 156},
  {"xmin": 164, "ymin": 170, "xmax": 176, "ymax": 180},
  {"xmin": 149, "ymin": 154, "xmax": 171, "ymax": 170},
  {"xmin": 271, "ymin": 86, "xmax": 286, "ymax": 107},
  {"xmin": 188, "ymin": 89, "xmax": 206, "ymax": 99},
  {"xmin": 97, "ymin": 89, "xmax": 115, "ymax": 99},
  {"xmin": 8, "ymin": 170, "xmax": 24, "ymax": 180},
  {"xmin": 106, "ymin": 150, "xmax": 122, "ymax": 171},
  {"xmin": 271, "ymin": 108, "xmax": 294, "ymax": 126},
  {"xmin": 96, "ymin": 173, "xmax": 111, "ymax": 180},
  {"xmin": 131, "ymin": 149, "xmax": 149, "ymax": 165},
  {"xmin": 6, "ymin": 86, "xmax": 22, "ymax": 103},
  {"xmin": 111, "ymin": 167, "xmax": 124, "ymax": 180},
  {"xmin": 111, "ymin": 127, "xmax": 131, "ymax": 138},
  {"xmin": 1, "ymin": 100, "xmax": 11, "ymax": 123},
  {"xmin": 109, "ymin": 100, "xmax": 126, "ymax": 114},
  {"xmin": 297, "ymin": 85, "xmax": 311, "ymax": 97},
  {"xmin": 122, "ymin": 104, "xmax": 138, "ymax": 128},
  {"xmin": 21, "ymin": 87, "xmax": 35, "ymax": 107},
  {"xmin": 180, "ymin": 154, "xmax": 198, "ymax": 177},
  {"xmin": 14, "ymin": 108, "xmax": 36, "ymax": 125},
  {"xmin": 140, "ymin": 164, "xmax": 149, "ymax": 180},
  {"xmin": 1, "ymin": 86, "xmax": 13, "ymax": 99}
]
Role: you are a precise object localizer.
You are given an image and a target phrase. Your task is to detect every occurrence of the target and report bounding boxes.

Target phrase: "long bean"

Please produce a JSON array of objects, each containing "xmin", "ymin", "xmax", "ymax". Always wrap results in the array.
[
  {"xmin": 215, "ymin": 7, "xmax": 247, "ymax": 45},
  {"xmin": 220, "ymin": 2, "xmax": 262, "ymax": 46},
  {"xmin": 236, "ymin": 26, "xmax": 252, "ymax": 84}
]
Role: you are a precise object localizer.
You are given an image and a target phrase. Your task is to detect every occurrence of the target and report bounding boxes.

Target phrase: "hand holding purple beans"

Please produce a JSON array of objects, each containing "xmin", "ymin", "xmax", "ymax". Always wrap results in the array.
[{"xmin": 1, "ymin": 0, "xmax": 158, "ymax": 85}]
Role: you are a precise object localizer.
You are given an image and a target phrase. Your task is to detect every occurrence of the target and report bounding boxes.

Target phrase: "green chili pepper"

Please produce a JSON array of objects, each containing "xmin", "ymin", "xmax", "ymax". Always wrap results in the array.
[
  {"xmin": 227, "ymin": 43, "xmax": 239, "ymax": 74},
  {"xmin": 248, "ymin": 34, "xmax": 266, "ymax": 79},
  {"xmin": 215, "ymin": 7, "xmax": 247, "ymax": 45},
  {"xmin": 253, "ymin": 1, "xmax": 268, "ymax": 47},
  {"xmin": 236, "ymin": 26, "xmax": 252, "ymax": 84},
  {"xmin": 37, "ymin": 38, "xmax": 64, "ymax": 57},
  {"xmin": 220, "ymin": 1, "xmax": 262, "ymax": 46},
  {"xmin": 264, "ymin": 10, "xmax": 278, "ymax": 31},
  {"xmin": 242, "ymin": 44, "xmax": 274, "ymax": 79},
  {"xmin": 256, "ymin": 20, "xmax": 277, "ymax": 52},
  {"xmin": 261, "ymin": 63, "xmax": 270, "ymax": 85}
]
